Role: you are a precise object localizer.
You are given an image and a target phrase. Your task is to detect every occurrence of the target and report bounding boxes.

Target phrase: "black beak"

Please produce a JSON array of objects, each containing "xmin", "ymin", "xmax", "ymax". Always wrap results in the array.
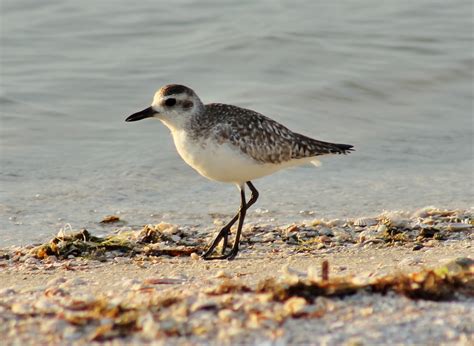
[{"xmin": 125, "ymin": 106, "xmax": 157, "ymax": 122}]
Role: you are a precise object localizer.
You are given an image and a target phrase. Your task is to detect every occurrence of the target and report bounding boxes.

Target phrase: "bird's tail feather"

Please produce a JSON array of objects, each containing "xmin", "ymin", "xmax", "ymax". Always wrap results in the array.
[{"xmin": 334, "ymin": 143, "xmax": 354, "ymax": 154}]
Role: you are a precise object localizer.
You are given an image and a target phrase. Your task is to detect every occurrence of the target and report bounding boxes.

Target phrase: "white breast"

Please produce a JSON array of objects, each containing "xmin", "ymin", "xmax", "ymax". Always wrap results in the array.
[{"xmin": 170, "ymin": 129, "xmax": 315, "ymax": 185}]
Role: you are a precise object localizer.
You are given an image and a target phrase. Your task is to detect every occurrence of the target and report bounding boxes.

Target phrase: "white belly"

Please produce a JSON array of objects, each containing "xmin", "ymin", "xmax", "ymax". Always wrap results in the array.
[{"xmin": 171, "ymin": 130, "xmax": 298, "ymax": 185}]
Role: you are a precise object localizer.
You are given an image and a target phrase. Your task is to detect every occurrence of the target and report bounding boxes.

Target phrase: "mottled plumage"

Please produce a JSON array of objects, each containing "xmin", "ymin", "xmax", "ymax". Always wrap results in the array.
[{"xmin": 190, "ymin": 103, "xmax": 353, "ymax": 164}]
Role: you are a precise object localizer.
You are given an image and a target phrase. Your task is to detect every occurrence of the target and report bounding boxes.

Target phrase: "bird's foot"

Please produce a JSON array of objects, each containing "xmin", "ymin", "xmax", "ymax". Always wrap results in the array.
[
  {"xmin": 225, "ymin": 249, "xmax": 238, "ymax": 260},
  {"xmin": 201, "ymin": 253, "xmax": 237, "ymax": 261},
  {"xmin": 201, "ymin": 247, "xmax": 238, "ymax": 261}
]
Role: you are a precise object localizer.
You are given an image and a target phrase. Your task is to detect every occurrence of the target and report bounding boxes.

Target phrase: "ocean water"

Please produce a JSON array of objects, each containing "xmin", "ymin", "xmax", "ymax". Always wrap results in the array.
[{"xmin": 1, "ymin": 0, "xmax": 473, "ymax": 246}]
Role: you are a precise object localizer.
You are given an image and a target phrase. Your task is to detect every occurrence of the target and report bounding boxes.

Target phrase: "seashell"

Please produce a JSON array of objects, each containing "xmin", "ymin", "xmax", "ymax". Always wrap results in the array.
[
  {"xmin": 280, "ymin": 265, "xmax": 303, "ymax": 284},
  {"xmin": 0, "ymin": 288, "xmax": 16, "ymax": 296},
  {"xmin": 377, "ymin": 224, "xmax": 388, "ymax": 233},
  {"xmin": 412, "ymin": 206, "xmax": 436, "ymax": 218},
  {"xmin": 139, "ymin": 313, "xmax": 159, "ymax": 338},
  {"xmin": 170, "ymin": 234, "xmax": 181, "ymax": 242},
  {"xmin": 144, "ymin": 278, "xmax": 185, "ymax": 285},
  {"xmin": 380, "ymin": 214, "xmax": 409, "ymax": 228},
  {"xmin": 262, "ymin": 232, "xmax": 276, "ymax": 241},
  {"xmin": 11, "ymin": 302, "xmax": 34, "ymax": 314},
  {"xmin": 398, "ymin": 257, "xmax": 423, "ymax": 267},
  {"xmin": 121, "ymin": 278, "xmax": 141, "ymax": 288},
  {"xmin": 63, "ymin": 278, "xmax": 87, "ymax": 287},
  {"xmin": 218, "ymin": 309, "xmax": 233, "ymax": 322},
  {"xmin": 317, "ymin": 226, "xmax": 334, "ymax": 236},
  {"xmin": 283, "ymin": 297, "xmax": 307, "ymax": 316},
  {"xmin": 359, "ymin": 229, "xmax": 381, "ymax": 243},
  {"xmin": 44, "ymin": 287, "xmax": 68, "ymax": 297},
  {"xmin": 34, "ymin": 298, "xmax": 59, "ymax": 313},
  {"xmin": 155, "ymin": 222, "xmax": 179, "ymax": 234},
  {"xmin": 327, "ymin": 219, "xmax": 346, "ymax": 227},
  {"xmin": 190, "ymin": 299, "xmax": 218, "ymax": 313},
  {"xmin": 40, "ymin": 319, "xmax": 68, "ymax": 334},
  {"xmin": 444, "ymin": 223, "xmax": 473, "ymax": 232},
  {"xmin": 113, "ymin": 256, "xmax": 132, "ymax": 264},
  {"xmin": 254, "ymin": 208, "xmax": 269, "ymax": 214},
  {"xmin": 286, "ymin": 225, "xmax": 299, "ymax": 233},
  {"xmin": 332, "ymin": 228, "xmax": 354, "ymax": 241},
  {"xmin": 214, "ymin": 270, "xmax": 230, "ymax": 279},
  {"xmin": 354, "ymin": 217, "xmax": 378, "ymax": 227}
]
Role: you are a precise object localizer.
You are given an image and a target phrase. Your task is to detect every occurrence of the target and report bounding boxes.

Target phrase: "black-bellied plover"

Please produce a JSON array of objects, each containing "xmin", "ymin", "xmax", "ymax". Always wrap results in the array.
[{"xmin": 126, "ymin": 84, "xmax": 353, "ymax": 260}]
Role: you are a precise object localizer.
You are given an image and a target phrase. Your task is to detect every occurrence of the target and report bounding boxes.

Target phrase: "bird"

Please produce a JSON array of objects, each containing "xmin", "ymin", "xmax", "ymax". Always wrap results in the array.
[{"xmin": 125, "ymin": 84, "xmax": 353, "ymax": 260}]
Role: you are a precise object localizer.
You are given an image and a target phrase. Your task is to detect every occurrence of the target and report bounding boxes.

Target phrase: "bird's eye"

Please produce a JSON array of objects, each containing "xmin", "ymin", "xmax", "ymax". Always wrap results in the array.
[{"xmin": 165, "ymin": 98, "xmax": 176, "ymax": 107}]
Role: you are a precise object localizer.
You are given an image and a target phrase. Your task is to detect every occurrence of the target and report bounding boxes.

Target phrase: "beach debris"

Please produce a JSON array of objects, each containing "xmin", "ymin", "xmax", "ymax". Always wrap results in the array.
[
  {"xmin": 215, "ymin": 270, "xmax": 231, "ymax": 279},
  {"xmin": 205, "ymin": 279, "xmax": 251, "ymax": 295},
  {"xmin": 283, "ymin": 297, "xmax": 308, "ymax": 316},
  {"xmin": 1, "ymin": 243, "xmax": 473, "ymax": 345},
  {"xmin": 33, "ymin": 229, "xmax": 135, "ymax": 260},
  {"xmin": 100, "ymin": 215, "xmax": 121, "ymax": 224},
  {"xmin": 1, "ymin": 208, "xmax": 464, "ymax": 263},
  {"xmin": 257, "ymin": 258, "xmax": 474, "ymax": 302},
  {"xmin": 354, "ymin": 217, "xmax": 378, "ymax": 227},
  {"xmin": 321, "ymin": 260, "xmax": 329, "ymax": 281},
  {"xmin": 31, "ymin": 226, "xmax": 203, "ymax": 260},
  {"xmin": 14, "ymin": 261, "xmax": 463, "ymax": 342},
  {"xmin": 0, "ymin": 208, "xmax": 472, "ymax": 345},
  {"xmin": 143, "ymin": 278, "xmax": 186, "ymax": 285}
]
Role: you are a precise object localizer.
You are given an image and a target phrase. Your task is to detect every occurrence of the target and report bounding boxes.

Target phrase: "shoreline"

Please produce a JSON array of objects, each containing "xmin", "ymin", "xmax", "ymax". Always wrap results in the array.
[{"xmin": 1, "ymin": 207, "xmax": 473, "ymax": 345}]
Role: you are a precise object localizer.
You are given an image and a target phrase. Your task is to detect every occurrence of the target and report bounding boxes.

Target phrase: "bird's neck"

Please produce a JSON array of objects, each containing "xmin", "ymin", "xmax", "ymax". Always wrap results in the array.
[{"xmin": 158, "ymin": 111, "xmax": 192, "ymax": 133}]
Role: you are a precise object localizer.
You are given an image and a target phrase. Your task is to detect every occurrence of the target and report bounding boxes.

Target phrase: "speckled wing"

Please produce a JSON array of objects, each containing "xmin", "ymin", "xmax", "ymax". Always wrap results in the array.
[{"xmin": 206, "ymin": 104, "xmax": 353, "ymax": 165}]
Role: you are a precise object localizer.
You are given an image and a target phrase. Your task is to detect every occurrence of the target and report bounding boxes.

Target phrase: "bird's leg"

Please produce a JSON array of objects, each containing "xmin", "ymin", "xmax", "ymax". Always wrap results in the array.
[
  {"xmin": 220, "ymin": 183, "xmax": 258, "ymax": 255},
  {"xmin": 224, "ymin": 188, "xmax": 247, "ymax": 260},
  {"xmin": 245, "ymin": 181, "xmax": 259, "ymax": 208},
  {"xmin": 203, "ymin": 188, "xmax": 247, "ymax": 260},
  {"xmin": 225, "ymin": 181, "xmax": 259, "ymax": 260},
  {"xmin": 202, "ymin": 181, "xmax": 259, "ymax": 260},
  {"xmin": 221, "ymin": 231, "xmax": 229, "ymax": 254}
]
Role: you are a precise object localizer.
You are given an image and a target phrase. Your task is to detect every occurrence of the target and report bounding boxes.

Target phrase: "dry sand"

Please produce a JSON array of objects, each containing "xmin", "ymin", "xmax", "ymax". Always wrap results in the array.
[{"xmin": 1, "ymin": 207, "xmax": 473, "ymax": 345}]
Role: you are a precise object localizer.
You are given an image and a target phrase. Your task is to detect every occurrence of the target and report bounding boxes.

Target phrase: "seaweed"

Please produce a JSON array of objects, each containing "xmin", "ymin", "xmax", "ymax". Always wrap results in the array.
[
  {"xmin": 32, "ymin": 228, "xmax": 201, "ymax": 260},
  {"xmin": 256, "ymin": 259, "xmax": 474, "ymax": 302}
]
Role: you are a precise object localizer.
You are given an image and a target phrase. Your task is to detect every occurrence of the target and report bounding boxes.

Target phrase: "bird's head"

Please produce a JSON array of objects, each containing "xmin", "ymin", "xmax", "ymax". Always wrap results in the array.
[{"xmin": 125, "ymin": 84, "xmax": 203, "ymax": 130}]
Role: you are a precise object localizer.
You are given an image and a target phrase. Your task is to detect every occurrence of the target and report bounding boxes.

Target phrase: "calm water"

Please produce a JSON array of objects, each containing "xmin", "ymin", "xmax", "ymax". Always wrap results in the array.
[{"xmin": 1, "ymin": 0, "xmax": 473, "ymax": 246}]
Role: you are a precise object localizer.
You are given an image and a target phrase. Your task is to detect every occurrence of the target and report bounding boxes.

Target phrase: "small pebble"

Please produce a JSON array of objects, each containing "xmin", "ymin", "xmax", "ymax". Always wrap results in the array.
[
  {"xmin": 170, "ymin": 235, "xmax": 181, "ymax": 242},
  {"xmin": 114, "ymin": 257, "xmax": 132, "ymax": 264},
  {"xmin": 214, "ymin": 270, "xmax": 230, "ymax": 279},
  {"xmin": 0, "ymin": 288, "xmax": 16, "ymax": 296},
  {"xmin": 46, "ymin": 277, "xmax": 67, "ymax": 287},
  {"xmin": 318, "ymin": 227, "xmax": 334, "ymax": 237},
  {"xmin": 24, "ymin": 257, "xmax": 41, "ymax": 264}
]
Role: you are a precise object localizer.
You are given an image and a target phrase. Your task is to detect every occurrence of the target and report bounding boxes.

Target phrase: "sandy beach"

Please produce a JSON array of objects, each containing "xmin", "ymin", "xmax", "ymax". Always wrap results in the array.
[
  {"xmin": 3, "ymin": 1, "xmax": 473, "ymax": 345},
  {"xmin": 1, "ymin": 207, "xmax": 473, "ymax": 345}
]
